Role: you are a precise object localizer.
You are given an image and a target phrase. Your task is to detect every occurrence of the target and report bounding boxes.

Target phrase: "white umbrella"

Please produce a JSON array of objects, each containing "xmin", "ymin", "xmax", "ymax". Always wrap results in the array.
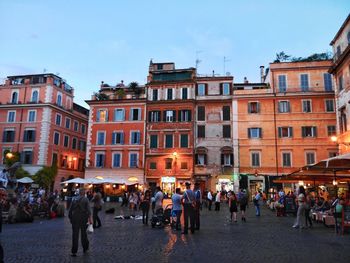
[
  {"xmin": 17, "ymin": 177, "xmax": 34, "ymax": 184},
  {"xmin": 61, "ymin": 178, "xmax": 87, "ymax": 184}
]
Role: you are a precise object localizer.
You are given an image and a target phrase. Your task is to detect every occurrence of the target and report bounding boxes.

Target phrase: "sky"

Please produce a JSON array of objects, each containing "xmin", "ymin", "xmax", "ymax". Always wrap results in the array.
[{"xmin": 0, "ymin": 0, "xmax": 349, "ymax": 108}]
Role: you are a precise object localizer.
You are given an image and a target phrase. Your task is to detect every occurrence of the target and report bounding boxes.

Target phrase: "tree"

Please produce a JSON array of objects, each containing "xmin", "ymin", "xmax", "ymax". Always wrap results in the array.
[
  {"xmin": 115, "ymin": 88, "xmax": 126, "ymax": 99},
  {"xmin": 32, "ymin": 165, "xmax": 58, "ymax": 190},
  {"xmin": 15, "ymin": 167, "xmax": 30, "ymax": 179},
  {"xmin": 128, "ymin": 81, "xmax": 142, "ymax": 96},
  {"xmin": 291, "ymin": 52, "xmax": 332, "ymax": 62},
  {"xmin": 93, "ymin": 92, "xmax": 109, "ymax": 101},
  {"xmin": 274, "ymin": 51, "xmax": 291, "ymax": 63},
  {"xmin": 3, "ymin": 150, "xmax": 20, "ymax": 168}
]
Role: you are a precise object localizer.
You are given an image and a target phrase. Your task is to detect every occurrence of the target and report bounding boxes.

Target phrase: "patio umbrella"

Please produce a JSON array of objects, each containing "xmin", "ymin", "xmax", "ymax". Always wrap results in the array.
[
  {"xmin": 17, "ymin": 177, "xmax": 34, "ymax": 184},
  {"xmin": 307, "ymin": 153, "xmax": 350, "ymax": 171},
  {"xmin": 61, "ymin": 178, "xmax": 87, "ymax": 184}
]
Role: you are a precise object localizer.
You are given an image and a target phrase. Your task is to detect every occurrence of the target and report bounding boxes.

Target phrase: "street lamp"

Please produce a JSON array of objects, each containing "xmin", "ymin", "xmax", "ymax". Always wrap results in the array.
[
  {"xmin": 6, "ymin": 152, "xmax": 13, "ymax": 159},
  {"xmin": 330, "ymin": 135, "xmax": 350, "ymax": 146}
]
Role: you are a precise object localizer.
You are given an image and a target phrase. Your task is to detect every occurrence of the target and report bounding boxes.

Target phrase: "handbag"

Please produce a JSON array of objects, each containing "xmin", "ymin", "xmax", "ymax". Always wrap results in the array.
[{"xmin": 87, "ymin": 223, "xmax": 94, "ymax": 234}]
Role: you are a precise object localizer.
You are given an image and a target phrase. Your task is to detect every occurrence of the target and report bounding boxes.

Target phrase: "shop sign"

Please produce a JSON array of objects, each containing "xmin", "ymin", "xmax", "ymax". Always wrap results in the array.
[{"xmin": 161, "ymin": 177, "xmax": 175, "ymax": 183}]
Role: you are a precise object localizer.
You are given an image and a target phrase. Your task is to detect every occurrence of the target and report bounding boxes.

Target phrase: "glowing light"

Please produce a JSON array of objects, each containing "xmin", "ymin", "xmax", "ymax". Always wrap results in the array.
[
  {"xmin": 73, "ymin": 157, "xmax": 77, "ymax": 161},
  {"xmin": 298, "ymin": 181, "xmax": 304, "ymax": 186},
  {"xmin": 96, "ymin": 176, "xmax": 104, "ymax": 180},
  {"xmin": 331, "ymin": 136, "xmax": 337, "ymax": 142},
  {"xmin": 333, "ymin": 179, "xmax": 338, "ymax": 186},
  {"xmin": 128, "ymin": 176, "xmax": 138, "ymax": 182},
  {"xmin": 6, "ymin": 152, "xmax": 13, "ymax": 159},
  {"xmin": 121, "ymin": 185, "xmax": 126, "ymax": 189},
  {"xmin": 173, "ymin": 152, "xmax": 177, "ymax": 157}
]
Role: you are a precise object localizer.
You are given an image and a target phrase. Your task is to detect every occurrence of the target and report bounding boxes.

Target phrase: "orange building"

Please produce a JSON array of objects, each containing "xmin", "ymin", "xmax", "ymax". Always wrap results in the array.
[
  {"xmin": 85, "ymin": 81, "xmax": 146, "ymax": 192},
  {"xmin": 0, "ymin": 74, "xmax": 88, "ymax": 190},
  {"xmin": 235, "ymin": 61, "xmax": 337, "ymax": 193},
  {"xmin": 145, "ymin": 62, "xmax": 196, "ymax": 195},
  {"xmin": 329, "ymin": 14, "xmax": 350, "ymax": 154}
]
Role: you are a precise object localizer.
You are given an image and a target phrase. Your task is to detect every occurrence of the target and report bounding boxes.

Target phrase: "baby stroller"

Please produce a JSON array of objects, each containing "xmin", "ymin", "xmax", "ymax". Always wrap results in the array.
[
  {"xmin": 163, "ymin": 204, "xmax": 172, "ymax": 225},
  {"xmin": 151, "ymin": 208, "xmax": 165, "ymax": 228}
]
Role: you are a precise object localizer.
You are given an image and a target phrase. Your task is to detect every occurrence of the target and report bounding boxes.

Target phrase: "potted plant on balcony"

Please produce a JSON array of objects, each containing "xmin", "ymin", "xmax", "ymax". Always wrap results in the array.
[{"xmin": 115, "ymin": 88, "xmax": 126, "ymax": 99}]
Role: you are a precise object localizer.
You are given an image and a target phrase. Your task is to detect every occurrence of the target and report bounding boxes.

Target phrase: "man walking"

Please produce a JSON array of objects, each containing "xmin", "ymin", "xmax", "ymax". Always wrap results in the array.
[
  {"xmin": 207, "ymin": 190, "xmax": 213, "ymax": 211},
  {"xmin": 254, "ymin": 191, "xmax": 261, "ymax": 216},
  {"xmin": 171, "ymin": 188, "xmax": 182, "ymax": 230},
  {"xmin": 215, "ymin": 191, "xmax": 221, "ymax": 211},
  {"xmin": 154, "ymin": 187, "xmax": 164, "ymax": 212},
  {"xmin": 182, "ymin": 182, "xmax": 195, "ymax": 234},
  {"xmin": 194, "ymin": 183, "xmax": 202, "ymax": 230},
  {"xmin": 68, "ymin": 188, "xmax": 92, "ymax": 257}
]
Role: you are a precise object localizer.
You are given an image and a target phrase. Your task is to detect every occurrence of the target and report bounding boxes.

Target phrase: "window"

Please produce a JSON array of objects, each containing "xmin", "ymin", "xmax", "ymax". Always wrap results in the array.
[
  {"xmin": 164, "ymin": 110, "xmax": 176, "ymax": 122},
  {"xmin": 165, "ymin": 160, "xmax": 172, "ymax": 169},
  {"xmin": 221, "ymin": 153, "xmax": 233, "ymax": 166},
  {"xmin": 222, "ymin": 83, "xmax": 231, "ymax": 95},
  {"xmin": 79, "ymin": 140, "xmax": 86, "ymax": 151},
  {"xmin": 150, "ymin": 162, "xmax": 157, "ymax": 169},
  {"xmin": 7, "ymin": 111, "xmax": 15, "ymax": 122},
  {"xmin": 197, "ymin": 106, "xmax": 205, "ymax": 121},
  {"xmin": 195, "ymin": 154, "xmax": 207, "ymax": 165},
  {"xmin": 336, "ymin": 45, "xmax": 341, "ymax": 57},
  {"xmin": 73, "ymin": 121, "xmax": 79, "ymax": 132},
  {"xmin": 95, "ymin": 153, "xmax": 105, "ymax": 168},
  {"xmin": 157, "ymin": 64, "xmax": 163, "ymax": 70},
  {"xmin": 197, "ymin": 84, "xmax": 206, "ymax": 96},
  {"xmin": 130, "ymin": 131, "xmax": 141, "ymax": 144},
  {"xmin": 22, "ymin": 150, "xmax": 33, "ymax": 164},
  {"xmin": 278, "ymin": 101, "xmax": 290, "ymax": 113},
  {"xmin": 129, "ymin": 153, "xmax": 138, "ymax": 168},
  {"xmin": 57, "ymin": 93, "xmax": 62, "ymax": 106},
  {"xmin": 81, "ymin": 124, "xmax": 86, "ymax": 134},
  {"xmin": 329, "ymin": 152, "xmax": 338, "ymax": 158},
  {"xmin": 52, "ymin": 153, "xmax": 58, "ymax": 167},
  {"xmin": 28, "ymin": 110, "xmax": 36, "ymax": 122},
  {"xmin": 65, "ymin": 118, "xmax": 71, "ymax": 129},
  {"xmin": 300, "ymin": 74, "xmax": 309, "ymax": 91},
  {"xmin": 11, "ymin": 91, "xmax": 18, "ymax": 104},
  {"xmin": 180, "ymin": 134, "xmax": 189, "ymax": 148},
  {"xmin": 223, "ymin": 106, "xmax": 230, "ymax": 120},
  {"xmin": 55, "ymin": 114, "xmax": 61, "ymax": 125},
  {"xmin": 113, "ymin": 153, "xmax": 121, "ymax": 168},
  {"xmin": 282, "ymin": 152, "xmax": 291, "ymax": 167},
  {"xmin": 338, "ymin": 75, "xmax": 344, "ymax": 91},
  {"xmin": 149, "ymin": 111, "xmax": 161, "ymax": 122},
  {"xmin": 167, "ymin": 88, "xmax": 173, "ymax": 100},
  {"xmin": 130, "ymin": 108, "xmax": 141, "ymax": 121},
  {"xmin": 325, "ymin": 99, "xmax": 334, "ymax": 112},
  {"xmin": 179, "ymin": 110, "xmax": 191, "ymax": 122},
  {"xmin": 114, "ymin": 109, "xmax": 125, "ymax": 121},
  {"xmin": 23, "ymin": 129, "xmax": 36, "ymax": 142},
  {"xmin": 251, "ymin": 152, "xmax": 260, "ymax": 167},
  {"xmin": 64, "ymin": 135, "xmax": 69, "ymax": 147},
  {"xmin": 306, "ymin": 152, "xmax": 315, "ymax": 165},
  {"xmin": 181, "ymin": 162, "xmax": 188, "ymax": 169},
  {"xmin": 72, "ymin": 138, "xmax": 77, "ymax": 149},
  {"xmin": 54, "ymin": 132, "xmax": 60, "ymax": 145},
  {"xmin": 324, "ymin": 73, "xmax": 333, "ymax": 91},
  {"xmin": 182, "ymin": 88, "xmax": 188, "ymax": 99},
  {"xmin": 248, "ymin": 128, "xmax": 262, "ymax": 138},
  {"xmin": 301, "ymin": 126, "xmax": 317, "ymax": 137},
  {"xmin": 2, "ymin": 130, "xmax": 15, "ymax": 142},
  {"xmin": 96, "ymin": 109, "xmax": 108, "ymax": 122},
  {"xmin": 327, "ymin": 125, "xmax": 336, "ymax": 136},
  {"xmin": 112, "ymin": 132, "xmax": 124, "ymax": 144},
  {"xmin": 165, "ymin": 134, "xmax": 173, "ymax": 148},
  {"xmin": 97, "ymin": 131, "xmax": 105, "ymax": 145},
  {"xmin": 152, "ymin": 89, "xmax": 158, "ymax": 101},
  {"xmin": 278, "ymin": 127, "xmax": 293, "ymax": 138},
  {"xmin": 31, "ymin": 90, "xmax": 39, "ymax": 103},
  {"xmin": 150, "ymin": 135, "xmax": 158, "ymax": 148},
  {"xmin": 302, "ymin": 100, "xmax": 312, "ymax": 113},
  {"xmin": 278, "ymin": 75, "xmax": 287, "ymax": 92},
  {"xmin": 197, "ymin": 125, "xmax": 205, "ymax": 138},
  {"xmin": 223, "ymin": 125, "xmax": 231, "ymax": 138},
  {"xmin": 248, "ymin": 102, "xmax": 260, "ymax": 113},
  {"xmin": 340, "ymin": 107, "xmax": 347, "ymax": 133}
]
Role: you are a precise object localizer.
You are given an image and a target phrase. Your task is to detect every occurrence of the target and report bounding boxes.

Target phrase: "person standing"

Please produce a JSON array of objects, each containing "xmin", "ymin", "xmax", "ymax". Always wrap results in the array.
[
  {"xmin": 91, "ymin": 190, "xmax": 103, "ymax": 228},
  {"xmin": 140, "ymin": 190, "xmax": 151, "ymax": 225},
  {"xmin": 207, "ymin": 190, "xmax": 213, "ymax": 211},
  {"xmin": 68, "ymin": 188, "xmax": 92, "ymax": 257},
  {"xmin": 182, "ymin": 182, "xmax": 195, "ymax": 234},
  {"xmin": 154, "ymin": 187, "xmax": 164, "ymax": 212},
  {"xmin": 254, "ymin": 191, "xmax": 261, "ymax": 216},
  {"xmin": 194, "ymin": 183, "xmax": 202, "ymax": 230},
  {"xmin": 215, "ymin": 191, "xmax": 221, "ymax": 211},
  {"xmin": 228, "ymin": 191, "xmax": 238, "ymax": 222},
  {"xmin": 293, "ymin": 186, "xmax": 306, "ymax": 229},
  {"xmin": 171, "ymin": 188, "xmax": 182, "ymax": 230},
  {"xmin": 304, "ymin": 193, "xmax": 313, "ymax": 228}
]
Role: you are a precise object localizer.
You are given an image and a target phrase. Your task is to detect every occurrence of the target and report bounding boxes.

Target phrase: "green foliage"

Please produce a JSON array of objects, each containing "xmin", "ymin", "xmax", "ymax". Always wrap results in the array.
[
  {"xmin": 32, "ymin": 165, "xmax": 58, "ymax": 190},
  {"xmin": 3, "ymin": 150, "xmax": 20, "ymax": 168},
  {"xmin": 15, "ymin": 167, "xmax": 30, "ymax": 179},
  {"xmin": 94, "ymin": 92, "xmax": 110, "ymax": 100},
  {"xmin": 115, "ymin": 88, "xmax": 126, "ymax": 98},
  {"xmin": 128, "ymin": 81, "xmax": 139, "ymax": 90},
  {"xmin": 274, "ymin": 51, "xmax": 332, "ymax": 63},
  {"xmin": 274, "ymin": 51, "xmax": 291, "ymax": 63}
]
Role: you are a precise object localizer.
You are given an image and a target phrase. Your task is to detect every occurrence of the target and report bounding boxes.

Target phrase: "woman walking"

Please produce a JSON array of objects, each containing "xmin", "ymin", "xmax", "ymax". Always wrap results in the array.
[
  {"xmin": 91, "ymin": 190, "xmax": 103, "ymax": 228},
  {"xmin": 304, "ymin": 193, "xmax": 313, "ymax": 228},
  {"xmin": 228, "ymin": 191, "xmax": 238, "ymax": 222},
  {"xmin": 293, "ymin": 186, "xmax": 306, "ymax": 229},
  {"xmin": 140, "ymin": 190, "xmax": 151, "ymax": 225},
  {"xmin": 238, "ymin": 189, "xmax": 248, "ymax": 222}
]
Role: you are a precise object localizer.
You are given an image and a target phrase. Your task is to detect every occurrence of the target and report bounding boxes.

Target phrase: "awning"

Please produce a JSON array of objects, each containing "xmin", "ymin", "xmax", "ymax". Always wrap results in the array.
[
  {"xmin": 17, "ymin": 177, "xmax": 34, "ymax": 184},
  {"xmin": 61, "ymin": 178, "xmax": 87, "ymax": 184}
]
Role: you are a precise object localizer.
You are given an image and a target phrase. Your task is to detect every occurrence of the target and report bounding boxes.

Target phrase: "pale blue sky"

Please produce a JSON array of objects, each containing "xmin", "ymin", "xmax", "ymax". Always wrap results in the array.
[{"xmin": 0, "ymin": 0, "xmax": 348, "ymax": 107}]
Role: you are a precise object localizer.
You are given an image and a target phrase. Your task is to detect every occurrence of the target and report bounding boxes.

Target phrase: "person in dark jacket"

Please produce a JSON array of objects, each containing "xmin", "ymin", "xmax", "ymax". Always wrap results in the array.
[
  {"xmin": 68, "ymin": 188, "xmax": 92, "ymax": 257},
  {"xmin": 91, "ymin": 190, "xmax": 103, "ymax": 228}
]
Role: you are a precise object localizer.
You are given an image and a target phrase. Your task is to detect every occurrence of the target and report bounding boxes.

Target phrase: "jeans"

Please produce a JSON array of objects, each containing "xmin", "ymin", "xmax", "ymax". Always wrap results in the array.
[
  {"xmin": 305, "ymin": 208, "xmax": 312, "ymax": 227},
  {"xmin": 255, "ymin": 204, "xmax": 260, "ymax": 216},
  {"xmin": 93, "ymin": 207, "xmax": 101, "ymax": 228},
  {"xmin": 183, "ymin": 204, "xmax": 195, "ymax": 234},
  {"xmin": 142, "ymin": 203, "xmax": 150, "ymax": 224}
]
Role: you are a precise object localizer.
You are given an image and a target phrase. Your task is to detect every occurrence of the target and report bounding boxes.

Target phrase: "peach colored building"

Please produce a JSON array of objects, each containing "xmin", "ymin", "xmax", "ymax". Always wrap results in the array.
[
  {"xmin": 145, "ymin": 62, "xmax": 196, "ymax": 195},
  {"xmin": 235, "ymin": 61, "xmax": 337, "ymax": 193},
  {"xmin": 0, "ymin": 74, "xmax": 89, "ymax": 190},
  {"xmin": 329, "ymin": 14, "xmax": 350, "ymax": 154},
  {"xmin": 85, "ymin": 81, "xmax": 146, "ymax": 192},
  {"xmin": 194, "ymin": 75, "xmax": 236, "ymax": 193}
]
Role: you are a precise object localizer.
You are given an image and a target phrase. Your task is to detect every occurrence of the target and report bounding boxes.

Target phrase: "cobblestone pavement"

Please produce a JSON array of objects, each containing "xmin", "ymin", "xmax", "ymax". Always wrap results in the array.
[{"xmin": 1, "ymin": 203, "xmax": 350, "ymax": 263}]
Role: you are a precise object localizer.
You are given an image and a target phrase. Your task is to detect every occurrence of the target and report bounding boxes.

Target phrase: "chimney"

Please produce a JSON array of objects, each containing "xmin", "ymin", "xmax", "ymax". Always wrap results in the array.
[
  {"xmin": 260, "ymin": 66, "xmax": 265, "ymax": 83},
  {"xmin": 244, "ymin": 77, "xmax": 248, "ymax": 84},
  {"xmin": 212, "ymin": 70, "xmax": 215, "ymax": 77}
]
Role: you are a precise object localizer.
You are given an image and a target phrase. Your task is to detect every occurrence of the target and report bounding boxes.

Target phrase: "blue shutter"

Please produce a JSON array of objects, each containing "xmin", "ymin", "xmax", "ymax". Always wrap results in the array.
[
  {"xmin": 96, "ymin": 110, "xmax": 100, "ymax": 122},
  {"xmin": 324, "ymin": 73, "xmax": 332, "ymax": 91},
  {"xmin": 137, "ymin": 132, "xmax": 140, "ymax": 144},
  {"xmin": 121, "ymin": 133, "xmax": 124, "ymax": 144}
]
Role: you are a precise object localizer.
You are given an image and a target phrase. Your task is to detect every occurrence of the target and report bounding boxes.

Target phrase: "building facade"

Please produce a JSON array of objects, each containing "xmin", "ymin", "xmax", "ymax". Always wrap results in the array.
[
  {"xmin": 0, "ymin": 74, "xmax": 89, "ymax": 190},
  {"xmin": 194, "ymin": 75, "xmax": 236, "ymax": 193},
  {"xmin": 85, "ymin": 82, "xmax": 146, "ymax": 192},
  {"xmin": 329, "ymin": 14, "xmax": 350, "ymax": 154},
  {"xmin": 145, "ymin": 62, "xmax": 196, "ymax": 195}
]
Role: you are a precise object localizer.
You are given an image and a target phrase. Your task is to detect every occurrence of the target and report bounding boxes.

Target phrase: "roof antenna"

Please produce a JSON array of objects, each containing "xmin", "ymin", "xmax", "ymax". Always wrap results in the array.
[
  {"xmin": 224, "ymin": 56, "xmax": 231, "ymax": 75},
  {"xmin": 195, "ymin": 50, "xmax": 202, "ymax": 71}
]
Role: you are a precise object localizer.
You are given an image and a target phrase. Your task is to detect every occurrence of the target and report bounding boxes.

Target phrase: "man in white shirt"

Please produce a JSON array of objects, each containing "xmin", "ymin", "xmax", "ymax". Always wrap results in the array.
[
  {"xmin": 154, "ymin": 187, "xmax": 164, "ymax": 212},
  {"xmin": 207, "ymin": 190, "xmax": 213, "ymax": 211},
  {"xmin": 215, "ymin": 191, "xmax": 221, "ymax": 211}
]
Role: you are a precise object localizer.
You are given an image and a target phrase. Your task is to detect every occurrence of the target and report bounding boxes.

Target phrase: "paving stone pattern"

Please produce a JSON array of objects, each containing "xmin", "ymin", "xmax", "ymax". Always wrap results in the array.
[{"xmin": 1, "ymin": 203, "xmax": 350, "ymax": 263}]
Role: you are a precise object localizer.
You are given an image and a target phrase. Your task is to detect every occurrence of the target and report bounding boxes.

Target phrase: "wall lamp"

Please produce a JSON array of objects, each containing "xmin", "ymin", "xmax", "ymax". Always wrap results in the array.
[{"xmin": 330, "ymin": 136, "xmax": 350, "ymax": 146}]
